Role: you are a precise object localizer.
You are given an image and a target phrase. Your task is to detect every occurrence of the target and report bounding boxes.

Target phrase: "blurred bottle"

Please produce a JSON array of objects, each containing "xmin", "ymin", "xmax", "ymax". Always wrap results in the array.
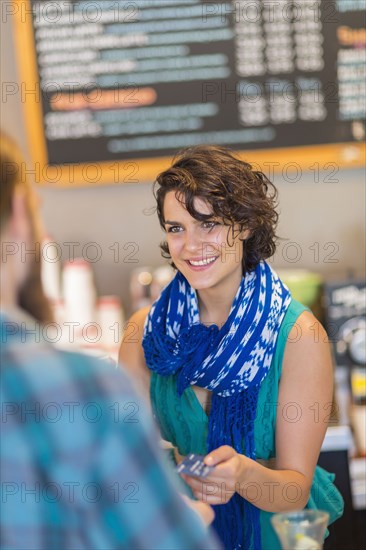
[
  {"xmin": 63, "ymin": 259, "xmax": 97, "ymax": 338},
  {"xmin": 130, "ymin": 266, "xmax": 153, "ymax": 312},
  {"xmin": 41, "ymin": 236, "xmax": 62, "ymax": 302},
  {"xmin": 50, "ymin": 298, "xmax": 72, "ymax": 350},
  {"xmin": 97, "ymin": 295, "xmax": 125, "ymax": 355}
]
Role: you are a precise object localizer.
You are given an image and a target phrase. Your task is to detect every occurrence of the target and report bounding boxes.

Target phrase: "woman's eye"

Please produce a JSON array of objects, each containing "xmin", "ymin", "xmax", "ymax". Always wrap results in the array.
[
  {"xmin": 167, "ymin": 225, "xmax": 182, "ymax": 233},
  {"xmin": 202, "ymin": 221, "xmax": 218, "ymax": 230}
]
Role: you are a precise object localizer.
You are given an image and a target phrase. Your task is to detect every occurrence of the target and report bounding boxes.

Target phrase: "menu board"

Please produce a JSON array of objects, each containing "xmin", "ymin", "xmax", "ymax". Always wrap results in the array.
[{"xmin": 12, "ymin": 0, "xmax": 366, "ymax": 186}]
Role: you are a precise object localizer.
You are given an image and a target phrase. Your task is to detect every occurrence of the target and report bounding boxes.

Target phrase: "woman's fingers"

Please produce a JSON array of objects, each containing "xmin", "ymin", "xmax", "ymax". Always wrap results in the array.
[
  {"xmin": 181, "ymin": 474, "xmax": 236, "ymax": 504},
  {"xmin": 204, "ymin": 445, "xmax": 236, "ymax": 466}
]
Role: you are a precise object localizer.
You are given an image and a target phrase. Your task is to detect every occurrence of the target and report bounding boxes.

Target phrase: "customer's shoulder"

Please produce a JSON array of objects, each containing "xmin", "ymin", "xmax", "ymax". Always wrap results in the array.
[
  {"xmin": 2, "ymin": 340, "xmax": 134, "ymax": 400},
  {"xmin": 53, "ymin": 348, "xmax": 134, "ymax": 390}
]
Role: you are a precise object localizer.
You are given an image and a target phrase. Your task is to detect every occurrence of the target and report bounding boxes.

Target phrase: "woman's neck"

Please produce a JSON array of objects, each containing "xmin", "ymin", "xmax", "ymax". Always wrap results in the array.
[{"xmin": 197, "ymin": 277, "xmax": 242, "ymax": 328}]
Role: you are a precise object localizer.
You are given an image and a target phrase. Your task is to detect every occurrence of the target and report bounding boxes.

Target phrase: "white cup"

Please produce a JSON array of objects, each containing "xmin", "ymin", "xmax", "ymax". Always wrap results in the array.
[
  {"xmin": 63, "ymin": 259, "xmax": 96, "ymax": 328},
  {"xmin": 97, "ymin": 296, "xmax": 125, "ymax": 351}
]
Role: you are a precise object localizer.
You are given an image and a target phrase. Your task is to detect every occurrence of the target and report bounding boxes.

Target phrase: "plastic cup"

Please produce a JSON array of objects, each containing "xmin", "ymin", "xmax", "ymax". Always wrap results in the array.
[{"xmin": 271, "ymin": 510, "xmax": 329, "ymax": 550}]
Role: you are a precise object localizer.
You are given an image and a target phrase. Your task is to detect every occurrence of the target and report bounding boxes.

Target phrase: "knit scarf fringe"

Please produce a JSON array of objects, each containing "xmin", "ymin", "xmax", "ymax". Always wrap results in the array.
[{"xmin": 208, "ymin": 389, "xmax": 261, "ymax": 550}]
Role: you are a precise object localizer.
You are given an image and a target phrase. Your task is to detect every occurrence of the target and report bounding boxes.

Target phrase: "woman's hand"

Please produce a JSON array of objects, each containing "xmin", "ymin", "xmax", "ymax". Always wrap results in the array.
[{"xmin": 181, "ymin": 445, "xmax": 248, "ymax": 505}]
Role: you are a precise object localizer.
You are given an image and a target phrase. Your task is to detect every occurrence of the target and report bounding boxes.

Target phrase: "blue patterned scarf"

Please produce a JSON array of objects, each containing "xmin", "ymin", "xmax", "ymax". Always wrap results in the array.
[{"xmin": 143, "ymin": 261, "xmax": 291, "ymax": 550}]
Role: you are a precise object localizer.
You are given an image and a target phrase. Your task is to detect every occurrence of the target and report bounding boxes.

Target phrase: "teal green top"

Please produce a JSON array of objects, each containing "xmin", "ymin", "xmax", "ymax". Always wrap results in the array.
[{"xmin": 150, "ymin": 299, "xmax": 344, "ymax": 550}]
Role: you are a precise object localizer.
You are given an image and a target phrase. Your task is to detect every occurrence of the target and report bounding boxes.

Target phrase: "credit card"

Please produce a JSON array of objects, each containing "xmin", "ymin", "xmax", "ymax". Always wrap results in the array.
[{"xmin": 176, "ymin": 453, "xmax": 214, "ymax": 478}]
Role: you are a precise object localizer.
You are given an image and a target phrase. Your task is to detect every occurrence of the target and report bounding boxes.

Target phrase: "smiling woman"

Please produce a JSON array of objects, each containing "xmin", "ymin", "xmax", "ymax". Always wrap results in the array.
[{"xmin": 118, "ymin": 145, "xmax": 344, "ymax": 550}]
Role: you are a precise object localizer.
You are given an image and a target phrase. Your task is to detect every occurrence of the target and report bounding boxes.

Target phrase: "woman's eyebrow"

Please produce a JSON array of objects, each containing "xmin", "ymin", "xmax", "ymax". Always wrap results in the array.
[
  {"xmin": 164, "ymin": 218, "xmax": 211, "ymax": 225},
  {"xmin": 164, "ymin": 220, "xmax": 181, "ymax": 225}
]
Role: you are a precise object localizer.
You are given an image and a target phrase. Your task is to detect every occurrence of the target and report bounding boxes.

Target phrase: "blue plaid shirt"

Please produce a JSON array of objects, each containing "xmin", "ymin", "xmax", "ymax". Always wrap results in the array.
[{"xmin": 0, "ymin": 309, "xmax": 220, "ymax": 550}]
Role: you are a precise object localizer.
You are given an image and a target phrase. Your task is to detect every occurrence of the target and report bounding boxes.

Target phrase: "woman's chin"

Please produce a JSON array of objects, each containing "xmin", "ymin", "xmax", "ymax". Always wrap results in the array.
[{"xmin": 181, "ymin": 273, "xmax": 214, "ymax": 291}]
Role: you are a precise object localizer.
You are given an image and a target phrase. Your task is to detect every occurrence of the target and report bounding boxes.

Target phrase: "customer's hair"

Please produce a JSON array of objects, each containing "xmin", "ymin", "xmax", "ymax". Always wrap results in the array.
[
  {"xmin": 1, "ymin": 132, "xmax": 26, "ymax": 231},
  {"xmin": 0, "ymin": 131, "xmax": 52, "ymax": 323},
  {"xmin": 154, "ymin": 144, "xmax": 279, "ymax": 273}
]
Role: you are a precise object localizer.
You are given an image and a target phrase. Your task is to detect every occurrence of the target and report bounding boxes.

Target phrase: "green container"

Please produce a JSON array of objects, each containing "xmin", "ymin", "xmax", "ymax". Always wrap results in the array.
[{"xmin": 277, "ymin": 269, "xmax": 323, "ymax": 307}]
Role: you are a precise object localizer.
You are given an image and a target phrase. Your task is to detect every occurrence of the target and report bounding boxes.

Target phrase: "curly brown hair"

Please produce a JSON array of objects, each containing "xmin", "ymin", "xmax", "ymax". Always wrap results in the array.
[{"xmin": 154, "ymin": 144, "xmax": 279, "ymax": 273}]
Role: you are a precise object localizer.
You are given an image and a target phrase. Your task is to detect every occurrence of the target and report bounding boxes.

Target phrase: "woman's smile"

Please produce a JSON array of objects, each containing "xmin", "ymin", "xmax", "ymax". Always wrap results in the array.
[{"xmin": 185, "ymin": 256, "xmax": 218, "ymax": 269}]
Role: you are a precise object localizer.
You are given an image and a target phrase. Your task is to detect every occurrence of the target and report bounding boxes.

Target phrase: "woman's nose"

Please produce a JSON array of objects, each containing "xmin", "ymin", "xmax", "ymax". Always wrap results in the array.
[{"xmin": 183, "ymin": 228, "xmax": 202, "ymax": 252}]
